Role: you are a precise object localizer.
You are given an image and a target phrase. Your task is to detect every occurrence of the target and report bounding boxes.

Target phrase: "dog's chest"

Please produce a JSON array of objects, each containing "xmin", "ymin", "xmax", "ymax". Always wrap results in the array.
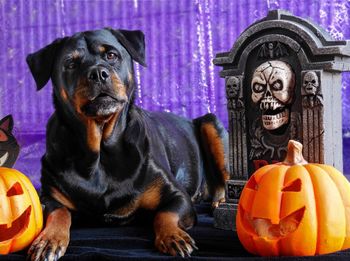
[{"xmin": 60, "ymin": 164, "xmax": 140, "ymax": 218}]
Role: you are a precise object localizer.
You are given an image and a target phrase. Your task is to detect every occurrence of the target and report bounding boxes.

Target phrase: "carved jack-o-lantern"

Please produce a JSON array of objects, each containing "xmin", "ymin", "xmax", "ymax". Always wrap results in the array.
[
  {"xmin": 0, "ymin": 167, "xmax": 43, "ymax": 254},
  {"xmin": 236, "ymin": 140, "xmax": 350, "ymax": 256}
]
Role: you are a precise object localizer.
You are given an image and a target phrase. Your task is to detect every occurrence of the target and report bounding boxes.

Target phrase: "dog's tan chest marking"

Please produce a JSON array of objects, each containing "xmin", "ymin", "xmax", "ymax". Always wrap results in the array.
[
  {"xmin": 86, "ymin": 119, "xmax": 102, "ymax": 152},
  {"xmin": 102, "ymin": 112, "xmax": 119, "ymax": 140}
]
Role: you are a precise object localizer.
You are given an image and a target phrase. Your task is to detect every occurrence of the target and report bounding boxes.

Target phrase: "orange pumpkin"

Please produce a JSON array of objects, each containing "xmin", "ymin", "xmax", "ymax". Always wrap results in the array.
[
  {"xmin": 236, "ymin": 140, "xmax": 350, "ymax": 256},
  {"xmin": 0, "ymin": 167, "xmax": 43, "ymax": 254}
]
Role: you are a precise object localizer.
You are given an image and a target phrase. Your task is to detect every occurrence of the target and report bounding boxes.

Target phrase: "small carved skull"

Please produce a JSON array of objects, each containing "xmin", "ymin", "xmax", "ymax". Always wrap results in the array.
[
  {"xmin": 251, "ymin": 61, "xmax": 295, "ymax": 130},
  {"xmin": 226, "ymin": 76, "xmax": 240, "ymax": 99},
  {"xmin": 303, "ymin": 71, "xmax": 319, "ymax": 96}
]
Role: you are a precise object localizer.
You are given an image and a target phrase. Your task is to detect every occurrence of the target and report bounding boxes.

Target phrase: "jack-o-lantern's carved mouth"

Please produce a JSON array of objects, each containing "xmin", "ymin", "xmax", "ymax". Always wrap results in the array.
[
  {"xmin": 240, "ymin": 205, "xmax": 305, "ymax": 240},
  {"xmin": 240, "ymin": 177, "xmax": 305, "ymax": 239},
  {"xmin": 0, "ymin": 206, "xmax": 31, "ymax": 242}
]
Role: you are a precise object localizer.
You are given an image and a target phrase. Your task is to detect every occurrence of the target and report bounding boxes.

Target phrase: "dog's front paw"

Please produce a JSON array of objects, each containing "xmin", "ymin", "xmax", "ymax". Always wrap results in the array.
[
  {"xmin": 27, "ymin": 229, "xmax": 69, "ymax": 261},
  {"xmin": 155, "ymin": 227, "xmax": 198, "ymax": 257}
]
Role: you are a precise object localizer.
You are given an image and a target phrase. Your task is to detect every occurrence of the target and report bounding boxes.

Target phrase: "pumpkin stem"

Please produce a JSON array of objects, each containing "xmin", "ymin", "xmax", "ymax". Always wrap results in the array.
[{"xmin": 283, "ymin": 140, "xmax": 308, "ymax": 165}]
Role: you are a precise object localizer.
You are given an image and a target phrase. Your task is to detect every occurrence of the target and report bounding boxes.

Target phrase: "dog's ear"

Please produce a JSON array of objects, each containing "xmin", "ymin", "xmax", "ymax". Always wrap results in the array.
[
  {"xmin": 106, "ymin": 28, "xmax": 147, "ymax": 67},
  {"xmin": 26, "ymin": 37, "xmax": 66, "ymax": 90}
]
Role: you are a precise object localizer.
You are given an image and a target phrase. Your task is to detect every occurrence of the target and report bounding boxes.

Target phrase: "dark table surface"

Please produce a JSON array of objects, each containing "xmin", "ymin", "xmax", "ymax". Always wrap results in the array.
[{"xmin": 1, "ymin": 204, "xmax": 350, "ymax": 261}]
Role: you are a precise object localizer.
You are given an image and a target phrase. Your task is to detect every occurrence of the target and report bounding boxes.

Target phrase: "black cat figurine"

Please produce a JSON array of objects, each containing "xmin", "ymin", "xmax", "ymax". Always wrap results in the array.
[{"xmin": 0, "ymin": 115, "xmax": 20, "ymax": 167}]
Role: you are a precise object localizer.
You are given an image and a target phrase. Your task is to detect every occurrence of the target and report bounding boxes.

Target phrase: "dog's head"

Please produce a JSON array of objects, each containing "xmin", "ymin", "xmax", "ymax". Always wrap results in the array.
[{"xmin": 26, "ymin": 28, "xmax": 146, "ymax": 120}]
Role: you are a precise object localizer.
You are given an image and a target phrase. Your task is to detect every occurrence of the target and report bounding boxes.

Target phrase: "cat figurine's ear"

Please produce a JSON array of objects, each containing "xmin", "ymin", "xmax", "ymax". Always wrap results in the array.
[
  {"xmin": 0, "ymin": 115, "xmax": 14, "ymax": 132},
  {"xmin": 0, "ymin": 115, "xmax": 19, "ymax": 168}
]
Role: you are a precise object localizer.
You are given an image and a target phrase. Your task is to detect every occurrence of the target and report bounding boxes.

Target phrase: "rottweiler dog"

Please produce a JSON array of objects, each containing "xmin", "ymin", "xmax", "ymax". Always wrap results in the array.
[{"xmin": 26, "ymin": 28, "xmax": 229, "ymax": 261}]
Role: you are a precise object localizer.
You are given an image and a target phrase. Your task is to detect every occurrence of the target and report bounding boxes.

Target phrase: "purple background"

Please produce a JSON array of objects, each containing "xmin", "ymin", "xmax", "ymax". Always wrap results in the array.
[{"xmin": 0, "ymin": 0, "xmax": 349, "ymax": 187}]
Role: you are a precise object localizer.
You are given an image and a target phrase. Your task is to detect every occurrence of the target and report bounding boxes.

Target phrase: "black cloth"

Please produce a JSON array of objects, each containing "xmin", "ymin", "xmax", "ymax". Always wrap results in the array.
[{"xmin": 2, "ymin": 204, "xmax": 350, "ymax": 260}]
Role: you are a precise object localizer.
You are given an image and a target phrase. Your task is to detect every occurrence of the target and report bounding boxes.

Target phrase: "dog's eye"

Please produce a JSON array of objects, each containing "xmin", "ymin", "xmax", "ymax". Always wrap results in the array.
[{"xmin": 106, "ymin": 52, "xmax": 118, "ymax": 61}]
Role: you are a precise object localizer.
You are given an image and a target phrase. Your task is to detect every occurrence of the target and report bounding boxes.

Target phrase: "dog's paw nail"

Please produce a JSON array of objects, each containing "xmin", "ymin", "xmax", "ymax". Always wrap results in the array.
[{"xmin": 174, "ymin": 241, "xmax": 188, "ymax": 257}]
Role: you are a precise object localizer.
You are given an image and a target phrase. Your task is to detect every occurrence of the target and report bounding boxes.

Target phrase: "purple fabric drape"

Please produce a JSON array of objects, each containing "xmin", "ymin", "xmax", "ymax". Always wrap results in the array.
[{"xmin": 0, "ymin": 0, "xmax": 349, "ymax": 187}]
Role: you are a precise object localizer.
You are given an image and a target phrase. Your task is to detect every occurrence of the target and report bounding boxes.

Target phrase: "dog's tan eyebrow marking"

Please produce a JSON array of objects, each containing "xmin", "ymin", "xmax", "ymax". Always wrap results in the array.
[
  {"xmin": 93, "ymin": 43, "xmax": 118, "ymax": 54},
  {"xmin": 68, "ymin": 50, "xmax": 80, "ymax": 59},
  {"xmin": 65, "ymin": 48, "xmax": 85, "ymax": 61},
  {"xmin": 97, "ymin": 45, "xmax": 106, "ymax": 53}
]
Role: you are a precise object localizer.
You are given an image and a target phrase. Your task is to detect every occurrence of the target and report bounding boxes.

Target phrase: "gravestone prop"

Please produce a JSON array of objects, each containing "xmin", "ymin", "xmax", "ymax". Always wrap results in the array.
[{"xmin": 213, "ymin": 9, "xmax": 350, "ymax": 230}]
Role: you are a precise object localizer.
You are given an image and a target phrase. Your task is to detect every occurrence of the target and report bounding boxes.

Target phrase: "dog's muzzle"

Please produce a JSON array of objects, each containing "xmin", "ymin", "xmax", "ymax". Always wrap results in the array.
[
  {"xmin": 81, "ymin": 66, "xmax": 128, "ymax": 117},
  {"xmin": 82, "ymin": 92, "xmax": 127, "ymax": 117}
]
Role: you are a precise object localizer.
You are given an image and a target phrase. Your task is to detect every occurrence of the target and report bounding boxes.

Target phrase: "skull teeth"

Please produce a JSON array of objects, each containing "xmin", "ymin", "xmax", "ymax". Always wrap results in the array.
[
  {"xmin": 262, "ymin": 108, "xmax": 290, "ymax": 130},
  {"xmin": 260, "ymin": 100, "xmax": 283, "ymax": 111}
]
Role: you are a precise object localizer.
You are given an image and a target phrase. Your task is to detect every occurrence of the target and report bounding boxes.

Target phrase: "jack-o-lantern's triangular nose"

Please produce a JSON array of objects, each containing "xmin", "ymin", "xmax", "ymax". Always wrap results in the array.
[{"xmin": 6, "ymin": 182, "xmax": 24, "ymax": 197}]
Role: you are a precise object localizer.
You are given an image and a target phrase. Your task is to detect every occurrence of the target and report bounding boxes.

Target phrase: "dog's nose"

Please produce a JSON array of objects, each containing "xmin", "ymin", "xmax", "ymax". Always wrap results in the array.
[{"xmin": 88, "ymin": 67, "xmax": 110, "ymax": 83}]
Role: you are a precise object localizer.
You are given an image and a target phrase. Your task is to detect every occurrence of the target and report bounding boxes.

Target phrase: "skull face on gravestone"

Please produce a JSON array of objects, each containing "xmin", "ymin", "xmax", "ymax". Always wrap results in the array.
[
  {"xmin": 251, "ymin": 61, "xmax": 295, "ymax": 130},
  {"xmin": 226, "ymin": 76, "xmax": 240, "ymax": 99},
  {"xmin": 303, "ymin": 71, "xmax": 319, "ymax": 95}
]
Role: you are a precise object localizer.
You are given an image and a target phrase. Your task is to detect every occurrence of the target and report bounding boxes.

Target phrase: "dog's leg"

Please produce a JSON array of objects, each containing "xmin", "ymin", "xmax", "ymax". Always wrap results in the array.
[
  {"xmin": 27, "ymin": 207, "xmax": 71, "ymax": 261},
  {"xmin": 152, "ymin": 191, "xmax": 198, "ymax": 257},
  {"xmin": 194, "ymin": 113, "xmax": 230, "ymax": 208}
]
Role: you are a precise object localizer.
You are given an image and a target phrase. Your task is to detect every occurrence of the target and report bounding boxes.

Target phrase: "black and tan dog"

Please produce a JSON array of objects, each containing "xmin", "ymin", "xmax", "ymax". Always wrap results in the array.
[{"xmin": 26, "ymin": 28, "xmax": 229, "ymax": 261}]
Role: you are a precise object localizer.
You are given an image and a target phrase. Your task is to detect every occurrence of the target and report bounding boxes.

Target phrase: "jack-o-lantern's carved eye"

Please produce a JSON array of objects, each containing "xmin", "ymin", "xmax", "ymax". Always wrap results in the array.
[
  {"xmin": 282, "ymin": 179, "xmax": 302, "ymax": 192},
  {"xmin": 7, "ymin": 182, "xmax": 24, "ymax": 197}
]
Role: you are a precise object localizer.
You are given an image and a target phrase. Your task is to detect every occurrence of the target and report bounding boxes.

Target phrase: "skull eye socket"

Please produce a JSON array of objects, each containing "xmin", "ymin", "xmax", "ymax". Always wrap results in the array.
[
  {"xmin": 253, "ymin": 83, "xmax": 265, "ymax": 93},
  {"xmin": 271, "ymin": 80, "xmax": 283, "ymax": 91},
  {"xmin": 7, "ymin": 182, "xmax": 24, "ymax": 196}
]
